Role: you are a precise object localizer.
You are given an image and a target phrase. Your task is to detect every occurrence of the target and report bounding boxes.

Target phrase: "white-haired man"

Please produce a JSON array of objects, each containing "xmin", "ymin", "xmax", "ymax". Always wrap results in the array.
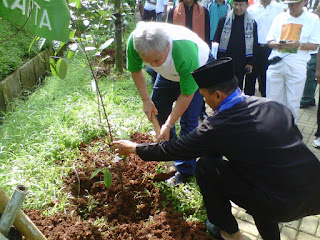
[{"xmin": 127, "ymin": 22, "xmax": 213, "ymax": 185}]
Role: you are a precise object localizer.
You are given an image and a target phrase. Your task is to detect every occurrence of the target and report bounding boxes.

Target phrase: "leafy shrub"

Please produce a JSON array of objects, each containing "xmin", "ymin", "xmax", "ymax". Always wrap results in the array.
[{"xmin": 0, "ymin": 19, "xmax": 49, "ymax": 80}]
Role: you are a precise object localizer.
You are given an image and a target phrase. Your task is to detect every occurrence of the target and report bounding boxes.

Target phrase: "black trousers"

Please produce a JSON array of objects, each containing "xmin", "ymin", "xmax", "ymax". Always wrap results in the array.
[
  {"xmin": 142, "ymin": 9, "xmax": 156, "ymax": 21},
  {"xmin": 235, "ymin": 71, "xmax": 245, "ymax": 91},
  {"xmin": 244, "ymin": 45, "xmax": 272, "ymax": 97},
  {"xmin": 316, "ymin": 90, "xmax": 320, "ymax": 137},
  {"xmin": 195, "ymin": 156, "xmax": 314, "ymax": 240}
]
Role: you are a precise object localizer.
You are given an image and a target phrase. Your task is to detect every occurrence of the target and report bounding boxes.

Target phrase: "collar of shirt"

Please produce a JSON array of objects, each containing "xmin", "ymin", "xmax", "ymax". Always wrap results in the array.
[
  {"xmin": 215, "ymin": 87, "xmax": 249, "ymax": 115},
  {"xmin": 214, "ymin": 0, "xmax": 227, "ymax": 5}
]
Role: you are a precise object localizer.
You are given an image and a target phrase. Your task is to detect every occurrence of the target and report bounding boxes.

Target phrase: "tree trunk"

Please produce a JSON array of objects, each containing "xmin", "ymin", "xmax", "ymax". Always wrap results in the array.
[{"xmin": 114, "ymin": 0, "xmax": 123, "ymax": 72}]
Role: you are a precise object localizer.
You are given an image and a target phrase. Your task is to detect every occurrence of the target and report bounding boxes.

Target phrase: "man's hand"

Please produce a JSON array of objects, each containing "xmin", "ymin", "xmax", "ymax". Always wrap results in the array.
[
  {"xmin": 157, "ymin": 124, "xmax": 171, "ymax": 141},
  {"xmin": 111, "ymin": 140, "xmax": 137, "ymax": 156},
  {"xmin": 143, "ymin": 100, "xmax": 158, "ymax": 121},
  {"xmin": 268, "ymin": 41, "xmax": 284, "ymax": 50},
  {"xmin": 316, "ymin": 69, "xmax": 320, "ymax": 84},
  {"xmin": 283, "ymin": 40, "xmax": 300, "ymax": 50}
]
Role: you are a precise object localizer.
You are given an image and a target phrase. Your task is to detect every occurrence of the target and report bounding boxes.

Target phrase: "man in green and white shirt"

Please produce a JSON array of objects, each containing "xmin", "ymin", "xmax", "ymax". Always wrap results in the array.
[{"xmin": 127, "ymin": 22, "xmax": 211, "ymax": 184}]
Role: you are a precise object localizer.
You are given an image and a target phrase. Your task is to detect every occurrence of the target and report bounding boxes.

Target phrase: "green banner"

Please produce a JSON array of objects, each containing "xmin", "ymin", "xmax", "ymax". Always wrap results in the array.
[{"xmin": 0, "ymin": 0, "xmax": 70, "ymax": 42}]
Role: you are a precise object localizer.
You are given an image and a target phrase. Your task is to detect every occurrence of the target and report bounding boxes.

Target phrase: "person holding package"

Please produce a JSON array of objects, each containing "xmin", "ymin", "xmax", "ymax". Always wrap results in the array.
[{"xmin": 266, "ymin": 0, "xmax": 320, "ymax": 121}]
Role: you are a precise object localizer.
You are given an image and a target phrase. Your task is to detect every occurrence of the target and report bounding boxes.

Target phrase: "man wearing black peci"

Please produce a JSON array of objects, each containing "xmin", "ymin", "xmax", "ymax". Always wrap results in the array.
[{"xmin": 112, "ymin": 57, "xmax": 320, "ymax": 240}]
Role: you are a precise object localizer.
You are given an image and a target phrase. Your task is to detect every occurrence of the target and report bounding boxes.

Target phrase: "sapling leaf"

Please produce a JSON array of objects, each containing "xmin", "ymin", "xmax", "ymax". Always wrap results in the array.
[
  {"xmin": 104, "ymin": 169, "xmax": 112, "ymax": 188},
  {"xmin": 56, "ymin": 59, "xmax": 68, "ymax": 80},
  {"xmin": 90, "ymin": 168, "xmax": 103, "ymax": 179},
  {"xmin": 69, "ymin": 30, "xmax": 76, "ymax": 39},
  {"xmin": 85, "ymin": 46, "xmax": 97, "ymax": 51},
  {"xmin": 50, "ymin": 58, "xmax": 59, "ymax": 79},
  {"xmin": 100, "ymin": 38, "xmax": 114, "ymax": 50},
  {"xmin": 100, "ymin": 55, "xmax": 110, "ymax": 63},
  {"xmin": 67, "ymin": 51, "xmax": 75, "ymax": 59},
  {"xmin": 114, "ymin": 155, "xmax": 122, "ymax": 163}
]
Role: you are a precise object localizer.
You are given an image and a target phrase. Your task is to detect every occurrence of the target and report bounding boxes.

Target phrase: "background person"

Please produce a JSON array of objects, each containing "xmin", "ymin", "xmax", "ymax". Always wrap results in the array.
[
  {"xmin": 245, "ymin": 0, "xmax": 283, "ymax": 96},
  {"xmin": 300, "ymin": 3, "xmax": 320, "ymax": 108},
  {"xmin": 156, "ymin": 0, "xmax": 168, "ymax": 22},
  {"xmin": 168, "ymin": 0, "xmax": 211, "ymax": 47},
  {"xmin": 266, "ymin": 0, "xmax": 320, "ymax": 121},
  {"xmin": 312, "ymin": 46, "xmax": 320, "ymax": 147},
  {"xmin": 168, "ymin": 0, "xmax": 211, "ymax": 120},
  {"xmin": 213, "ymin": 0, "xmax": 258, "ymax": 90},
  {"xmin": 142, "ymin": 0, "xmax": 157, "ymax": 21},
  {"xmin": 112, "ymin": 57, "xmax": 320, "ymax": 240},
  {"xmin": 208, "ymin": 0, "xmax": 231, "ymax": 47}
]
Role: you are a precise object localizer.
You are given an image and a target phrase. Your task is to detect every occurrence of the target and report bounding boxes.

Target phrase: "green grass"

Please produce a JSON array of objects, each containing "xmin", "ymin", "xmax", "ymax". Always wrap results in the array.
[
  {"xmin": 0, "ymin": 53, "xmax": 153, "ymax": 209},
  {"xmin": 0, "ymin": 19, "xmax": 49, "ymax": 80},
  {"xmin": 0, "ymin": 15, "xmax": 207, "ymax": 222},
  {"xmin": 156, "ymin": 177, "xmax": 208, "ymax": 222}
]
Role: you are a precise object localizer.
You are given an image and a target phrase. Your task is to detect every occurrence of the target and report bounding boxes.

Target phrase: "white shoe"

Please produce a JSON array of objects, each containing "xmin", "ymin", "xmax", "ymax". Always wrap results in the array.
[{"xmin": 312, "ymin": 137, "xmax": 320, "ymax": 148}]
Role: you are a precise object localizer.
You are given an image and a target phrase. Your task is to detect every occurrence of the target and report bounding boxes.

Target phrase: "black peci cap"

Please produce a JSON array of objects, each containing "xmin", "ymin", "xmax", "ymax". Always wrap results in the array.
[{"xmin": 192, "ymin": 57, "xmax": 234, "ymax": 89}]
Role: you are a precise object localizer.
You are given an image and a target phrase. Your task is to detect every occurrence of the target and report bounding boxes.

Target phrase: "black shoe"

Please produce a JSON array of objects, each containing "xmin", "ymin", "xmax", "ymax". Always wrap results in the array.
[
  {"xmin": 206, "ymin": 220, "xmax": 223, "ymax": 240},
  {"xmin": 300, "ymin": 100, "xmax": 316, "ymax": 109},
  {"xmin": 166, "ymin": 172, "xmax": 192, "ymax": 187}
]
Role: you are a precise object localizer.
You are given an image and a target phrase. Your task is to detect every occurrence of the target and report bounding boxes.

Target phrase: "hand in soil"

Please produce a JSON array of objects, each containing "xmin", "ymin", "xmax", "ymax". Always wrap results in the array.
[{"xmin": 111, "ymin": 140, "xmax": 137, "ymax": 155}]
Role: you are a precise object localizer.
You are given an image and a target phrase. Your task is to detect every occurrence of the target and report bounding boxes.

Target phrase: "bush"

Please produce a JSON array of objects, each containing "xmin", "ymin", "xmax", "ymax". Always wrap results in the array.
[{"xmin": 0, "ymin": 19, "xmax": 47, "ymax": 80}]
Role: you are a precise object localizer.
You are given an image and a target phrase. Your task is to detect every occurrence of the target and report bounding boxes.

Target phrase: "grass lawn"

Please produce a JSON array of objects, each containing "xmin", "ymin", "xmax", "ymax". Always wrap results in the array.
[{"xmin": 0, "ymin": 51, "xmax": 206, "ymax": 223}]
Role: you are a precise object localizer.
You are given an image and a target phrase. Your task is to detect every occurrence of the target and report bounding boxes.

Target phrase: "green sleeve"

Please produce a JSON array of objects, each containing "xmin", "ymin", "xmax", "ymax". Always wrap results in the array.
[
  {"xmin": 172, "ymin": 40, "xmax": 200, "ymax": 95},
  {"xmin": 127, "ymin": 33, "xmax": 144, "ymax": 72}
]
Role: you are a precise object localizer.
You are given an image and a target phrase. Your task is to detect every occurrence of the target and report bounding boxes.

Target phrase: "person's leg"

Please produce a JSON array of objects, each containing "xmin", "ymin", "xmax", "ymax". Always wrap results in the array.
[
  {"xmin": 300, "ymin": 54, "xmax": 317, "ymax": 108},
  {"xmin": 253, "ymin": 216, "xmax": 280, "ymax": 240},
  {"xmin": 175, "ymin": 90, "xmax": 203, "ymax": 176},
  {"xmin": 195, "ymin": 157, "xmax": 239, "ymax": 234},
  {"xmin": 284, "ymin": 62, "xmax": 307, "ymax": 121},
  {"xmin": 156, "ymin": 12, "xmax": 165, "ymax": 22},
  {"xmin": 151, "ymin": 10, "xmax": 157, "ymax": 21},
  {"xmin": 235, "ymin": 71, "xmax": 245, "ymax": 91},
  {"xmin": 142, "ymin": 9, "xmax": 150, "ymax": 21},
  {"xmin": 151, "ymin": 75, "xmax": 180, "ymax": 139},
  {"xmin": 266, "ymin": 62, "xmax": 286, "ymax": 105},
  {"xmin": 317, "ymin": 90, "xmax": 320, "ymax": 137},
  {"xmin": 257, "ymin": 46, "xmax": 272, "ymax": 97},
  {"xmin": 196, "ymin": 156, "xmax": 282, "ymax": 239},
  {"xmin": 313, "ymin": 89, "xmax": 320, "ymax": 147},
  {"xmin": 244, "ymin": 71, "xmax": 257, "ymax": 96}
]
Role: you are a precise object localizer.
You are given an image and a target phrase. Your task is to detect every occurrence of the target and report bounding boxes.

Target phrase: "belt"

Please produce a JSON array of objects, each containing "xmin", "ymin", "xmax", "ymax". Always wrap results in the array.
[{"xmin": 259, "ymin": 44, "xmax": 269, "ymax": 47}]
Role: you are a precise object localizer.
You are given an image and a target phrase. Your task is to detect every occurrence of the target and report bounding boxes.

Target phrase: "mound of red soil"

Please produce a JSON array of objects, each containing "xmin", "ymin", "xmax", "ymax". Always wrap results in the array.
[{"xmin": 25, "ymin": 133, "xmax": 215, "ymax": 239}]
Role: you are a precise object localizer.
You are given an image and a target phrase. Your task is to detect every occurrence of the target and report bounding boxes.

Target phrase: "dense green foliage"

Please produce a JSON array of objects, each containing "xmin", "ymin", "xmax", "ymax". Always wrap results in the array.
[{"xmin": 0, "ymin": 19, "xmax": 47, "ymax": 80}]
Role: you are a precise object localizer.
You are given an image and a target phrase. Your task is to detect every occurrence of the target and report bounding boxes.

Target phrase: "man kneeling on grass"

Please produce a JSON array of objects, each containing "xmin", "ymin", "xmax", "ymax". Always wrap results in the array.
[{"xmin": 112, "ymin": 57, "xmax": 320, "ymax": 240}]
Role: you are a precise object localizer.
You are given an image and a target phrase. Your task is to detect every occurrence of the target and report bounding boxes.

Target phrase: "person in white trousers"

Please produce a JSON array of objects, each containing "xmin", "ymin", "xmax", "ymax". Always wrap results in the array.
[{"xmin": 266, "ymin": 0, "xmax": 320, "ymax": 121}]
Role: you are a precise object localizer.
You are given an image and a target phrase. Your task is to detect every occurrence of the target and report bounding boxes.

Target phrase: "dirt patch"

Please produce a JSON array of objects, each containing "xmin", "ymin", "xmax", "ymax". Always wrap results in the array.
[
  {"xmin": 92, "ymin": 49, "xmax": 127, "ymax": 78},
  {"xmin": 24, "ymin": 133, "xmax": 215, "ymax": 240}
]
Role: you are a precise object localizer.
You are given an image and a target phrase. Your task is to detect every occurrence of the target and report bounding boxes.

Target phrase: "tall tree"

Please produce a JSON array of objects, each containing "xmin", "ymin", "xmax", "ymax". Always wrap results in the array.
[{"xmin": 114, "ymin": 0, "xmax": 123, "ymax": 72}]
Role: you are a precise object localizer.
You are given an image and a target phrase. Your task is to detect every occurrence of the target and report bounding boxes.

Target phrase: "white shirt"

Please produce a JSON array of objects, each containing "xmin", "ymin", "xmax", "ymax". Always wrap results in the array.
[
  {"xmin": 266, "ymin": 10, "xmax": 320, "ymax": 67},
  {"xmin": 200, "ymin": 0, "xmax": 210, "ymax": 8},
  {"xmin": 156, "ymin": 0, "xmax": 168, "ymax": 14},
  {"xmin": 144, "ymin": 0, "xmax": 157, "ymax": 11},
  {"xmin": 247, "ymin": 1, "xmax": 284, "ymax": 44}
]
